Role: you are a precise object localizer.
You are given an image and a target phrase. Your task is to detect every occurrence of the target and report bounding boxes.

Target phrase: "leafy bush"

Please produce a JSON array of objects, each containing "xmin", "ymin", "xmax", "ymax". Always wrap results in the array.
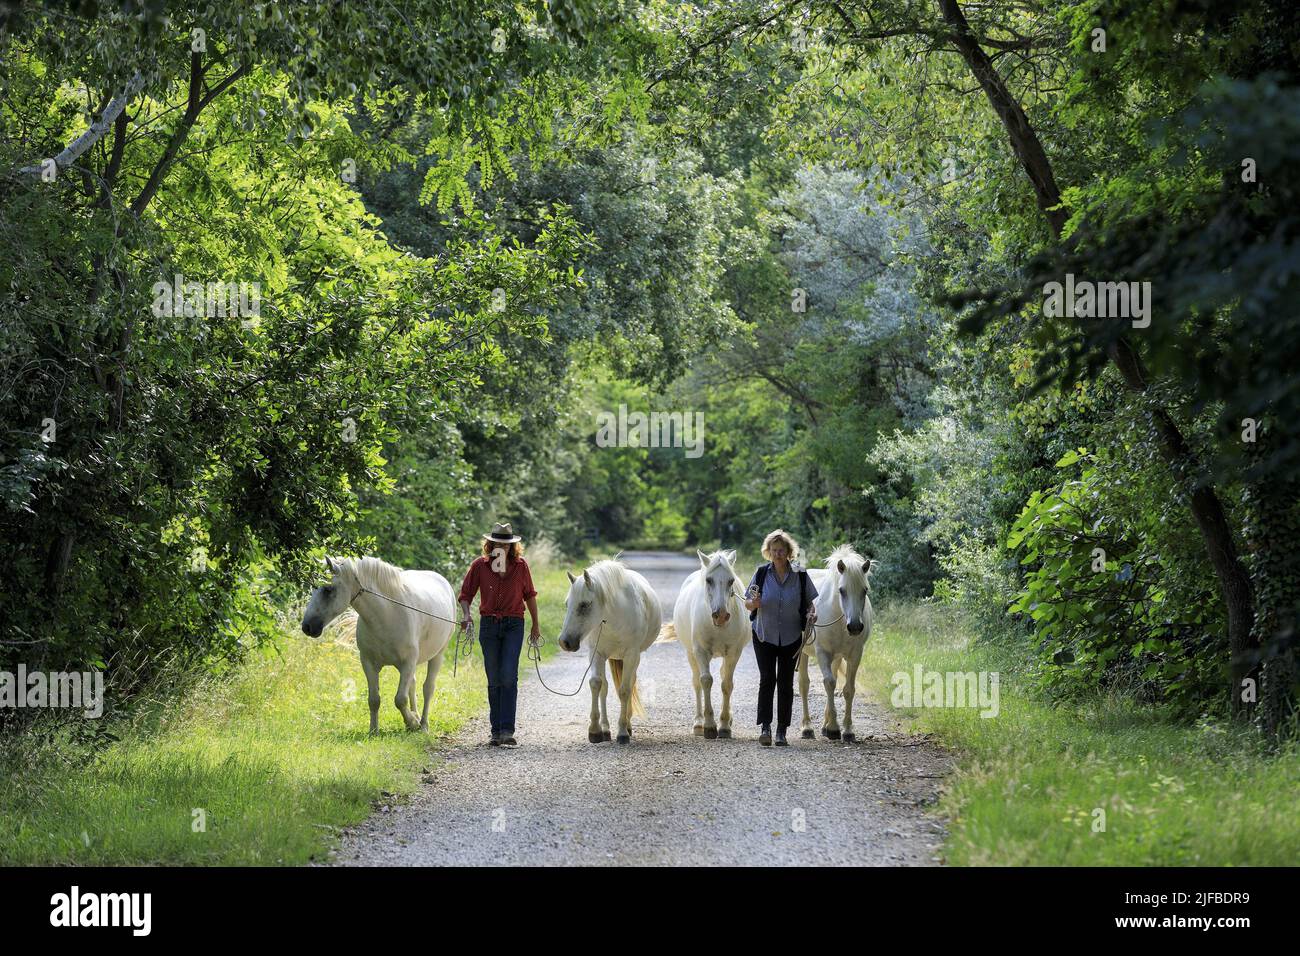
[{"xmin": 1008, "ymin": 450, "xmax": 1224, "ymax": 712}]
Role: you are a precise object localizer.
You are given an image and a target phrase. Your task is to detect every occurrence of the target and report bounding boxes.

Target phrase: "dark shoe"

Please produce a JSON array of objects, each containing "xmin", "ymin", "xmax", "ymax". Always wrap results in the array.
[
  {"xmin": 759, "ymin": 725, "xmax": 772, "ymax": 746},
  {"xmin": 500, "ymin": 732, "xmax": 517, "ymax": 747},
  {"xmin": 489, "ymin": 733, "xmax": 501, "ymax": 747},
  {"xmin": 775, "ymin": 729, "xmax": 789, "ymax": 746}
]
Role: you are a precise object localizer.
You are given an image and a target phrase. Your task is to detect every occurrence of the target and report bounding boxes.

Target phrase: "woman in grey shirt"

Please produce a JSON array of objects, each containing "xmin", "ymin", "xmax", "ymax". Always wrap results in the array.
[{"xmin": 743, "ymin": 529, "xmax": 817, "ymax": 746}]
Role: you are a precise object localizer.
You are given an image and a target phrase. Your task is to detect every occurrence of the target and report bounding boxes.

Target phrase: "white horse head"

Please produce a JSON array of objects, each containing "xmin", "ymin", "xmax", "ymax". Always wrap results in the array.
[
  {"xmin": 696, "ymin": 548, "xmax": 740, "ymax": 627},
  {"xmin": 558, "ymin": 564, "xmax": 609, "ymax": 652},
  {"xmin": 827, "ymin": 545, "xmax": 876, "ymax": 636},
  {"xmin": 302, "ymin": 556, "xmax": 355, "ymax": 637}
]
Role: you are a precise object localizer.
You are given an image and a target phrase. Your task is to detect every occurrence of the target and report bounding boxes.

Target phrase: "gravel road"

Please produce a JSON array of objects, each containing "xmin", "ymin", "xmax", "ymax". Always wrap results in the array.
[{"xmin": 330, "ymin": 551, "xmax": 951, "ymax": 866}]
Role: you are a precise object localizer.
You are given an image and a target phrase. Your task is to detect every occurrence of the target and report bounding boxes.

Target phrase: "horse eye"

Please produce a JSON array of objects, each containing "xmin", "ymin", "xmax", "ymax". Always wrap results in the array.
[
  {"xmin": 839, "ymin": 587, "xmax": 846, "ymax": 596},
  {"xmin": 580, "ymin": 602, "xmax": 591, "ymax": 613}
]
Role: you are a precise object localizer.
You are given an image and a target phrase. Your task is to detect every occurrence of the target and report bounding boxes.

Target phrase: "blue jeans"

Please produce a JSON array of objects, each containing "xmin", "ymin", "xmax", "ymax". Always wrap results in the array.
[{"xmin": 479, "ymin": 616, "xmax": 525, "ymax": 734}]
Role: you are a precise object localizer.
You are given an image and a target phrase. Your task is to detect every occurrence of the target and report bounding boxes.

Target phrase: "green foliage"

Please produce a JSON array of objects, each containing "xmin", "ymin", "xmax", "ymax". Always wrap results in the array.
[
  {"xmin": 0, "ymin": 5, "xmax": 602, "ymax": 703},
  {"xmin": 1008, "ymin": 451, "xmax": 1223, "ymax": 711},
  {"xmin": 3, "ymin": 0, "xmax": 1297, "ymax": 745}
]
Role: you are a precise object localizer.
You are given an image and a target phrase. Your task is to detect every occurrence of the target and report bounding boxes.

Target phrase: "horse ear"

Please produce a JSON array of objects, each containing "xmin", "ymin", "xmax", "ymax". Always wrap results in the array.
[
  {"xmin": 583, "ymin": 569, "xmax": 593, "ymax": 588},
  {"xmin": 837, "ymin": 559, "xmax": 846, "ymax": 574},
  {"xmin": 723, "ymin": 549, "xmax": 737, "ymax": 566},
  {"xmin": 567, "ymin": 570, "xmax": 576, "ymax": 584},
  {"xmin": 697, "ymin": 549, "xmax": 710, "ymax": 568},
  {"xmin": 324, "ymin": 556, "xmax": 338, "ymax": 574}
]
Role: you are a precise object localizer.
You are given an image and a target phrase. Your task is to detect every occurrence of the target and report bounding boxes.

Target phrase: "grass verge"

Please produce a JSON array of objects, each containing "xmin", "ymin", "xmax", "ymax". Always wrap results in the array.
[{"xmin": 861, "ymin": 602, "xmax": 1300, "ymax": 865}]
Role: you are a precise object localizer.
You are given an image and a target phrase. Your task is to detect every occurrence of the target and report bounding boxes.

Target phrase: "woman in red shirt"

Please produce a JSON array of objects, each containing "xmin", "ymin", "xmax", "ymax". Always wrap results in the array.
[{"xmin": 458, "ymin": 522, "xmax": 541, "ymax": 748}]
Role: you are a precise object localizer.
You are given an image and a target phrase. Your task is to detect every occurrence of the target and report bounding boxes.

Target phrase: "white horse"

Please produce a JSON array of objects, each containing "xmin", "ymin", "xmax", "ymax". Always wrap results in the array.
[
  {"xmin": 556, "ymin": 559, "xmax": 660, "ymax": 744},
  {"xmin": 659, "ymin": 549, "xmax": 748, "ymax": 738},
  {"xmin": 800, "ymin": 545, "xmax": 876, "ymax": 743},
  {"xmin": 301, "ymin": 556, "xmax": 457, "ymax": 734}
]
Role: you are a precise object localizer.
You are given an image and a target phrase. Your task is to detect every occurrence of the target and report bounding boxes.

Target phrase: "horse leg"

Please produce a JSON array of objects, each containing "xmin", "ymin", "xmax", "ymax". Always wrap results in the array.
[
  {"xmin": 695, "ymin": 645, "xmax": 718, "ymax": 739},
  {"xmin": 841, "ymin": 650, "xmax": 862, "ymax": 743},
  {"xmin": 362, "ymin": 657, "xmax": 382, "ymax": 735},
  {"xmin": 419, "ymin": 652, "xmax": 443, "ymax": 732},
  {"xmin": 588, "ymin": 654, "xmax": 607, "ymax": 743},
  {"xmin": 798, "ymin": 651, "xmax": 815, "ymax": 739},
  {"xmin": 598, "ymin": 656, "xmax": 612, "ymax": 741},
  {"xmin": 818, "ymin": 648, "xmax": 841, "ymax": 740},
  {"xmin": 615, "ymin": 656, "xmax": 637, "ymax": 744},
  {"xmin": 394, "ymin": 659, "xmax": 421, "ymax": 731},
  {"xmin": 718, "ymin": 647, "xmax": 741, "ymax": 738},
  {"xmin": 685, "ymin": 643, "xmax": 705, "ymax": 736}
]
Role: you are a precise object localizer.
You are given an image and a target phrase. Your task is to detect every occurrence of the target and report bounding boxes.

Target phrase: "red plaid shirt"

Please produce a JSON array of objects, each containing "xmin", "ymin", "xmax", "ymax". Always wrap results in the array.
[{"xmin": 458, "ymin": 555, "xmax": 537, "ymax": 619}]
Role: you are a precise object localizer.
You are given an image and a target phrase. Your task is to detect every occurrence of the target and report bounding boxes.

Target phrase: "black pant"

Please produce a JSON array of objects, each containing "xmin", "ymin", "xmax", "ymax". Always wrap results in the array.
[{"xmin": 752, "ymin": 635, "xmax": 802, "ymax": 730}]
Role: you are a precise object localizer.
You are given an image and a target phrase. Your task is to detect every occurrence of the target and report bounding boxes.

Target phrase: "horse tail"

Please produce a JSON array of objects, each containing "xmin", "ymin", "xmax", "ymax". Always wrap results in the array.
[
  {"xmin": 655, "ymin": 622, "xmax": 677, "ymax": 644},
  {"xmin": 608, "ymin": 658, "xmax": 647, "ymax": 719}
]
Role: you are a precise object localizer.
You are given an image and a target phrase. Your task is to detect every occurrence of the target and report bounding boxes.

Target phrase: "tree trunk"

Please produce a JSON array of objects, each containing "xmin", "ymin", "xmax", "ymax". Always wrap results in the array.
[
  {"xmin": 936, "ymin": 0, "xmax": 1258, "ymax": 715},
  {"xmin": 1244, "ymin": 441, "xmax": 1299, "ymax": 734}
]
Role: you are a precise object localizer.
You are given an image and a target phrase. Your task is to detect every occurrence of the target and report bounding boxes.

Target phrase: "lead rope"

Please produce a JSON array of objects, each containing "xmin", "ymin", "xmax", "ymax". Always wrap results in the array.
[
  {"xmin": 811, "ymin": 612, "xmax": 845, "ymax": 631},
  {"xmin": 528, "ymin": 620, "xmax": 605, "ymax": 697}
]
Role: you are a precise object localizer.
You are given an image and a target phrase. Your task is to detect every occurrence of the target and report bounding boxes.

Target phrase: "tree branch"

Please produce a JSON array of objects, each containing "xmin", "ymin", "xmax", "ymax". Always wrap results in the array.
[{"xmin": 17, "ymin": 71, "xmax": 145, "ymax": 176}]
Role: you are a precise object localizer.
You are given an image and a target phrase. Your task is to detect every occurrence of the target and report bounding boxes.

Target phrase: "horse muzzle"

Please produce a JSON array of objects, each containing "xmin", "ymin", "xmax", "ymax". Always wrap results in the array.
[
  {"xmin": 302, "ymin": 619, "xmax": 324, "ymax": 638},
  {"xmin": 559, "ymin": 635, "xmax": 581, "ymax": 652},
  {"xmin": 711, "ymin": 610, "xmax": 731, "ymax": 627},
  {"xmin": 847, "ymin": 621, "xmax": 865, "ymax": 636}
]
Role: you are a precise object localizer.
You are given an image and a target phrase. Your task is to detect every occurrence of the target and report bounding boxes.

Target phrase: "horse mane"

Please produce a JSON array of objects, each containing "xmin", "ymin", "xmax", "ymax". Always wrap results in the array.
[
  {"xmin": 826, "ymin": 544, "xmax": 865, "ymax": 576},
  {"xmin": 342, "ymin": 556, "xmax": 406, "ymax": 597},
  {"xmin": 584, "ymin": 558, "xmax": 629, "ymax": 594}
]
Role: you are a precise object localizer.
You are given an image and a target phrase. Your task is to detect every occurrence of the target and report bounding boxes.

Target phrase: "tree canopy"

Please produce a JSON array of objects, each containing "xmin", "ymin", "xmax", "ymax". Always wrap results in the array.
[{"xmin": 2, "ymin": 0, "xmax": 1296, "ymax": 734}]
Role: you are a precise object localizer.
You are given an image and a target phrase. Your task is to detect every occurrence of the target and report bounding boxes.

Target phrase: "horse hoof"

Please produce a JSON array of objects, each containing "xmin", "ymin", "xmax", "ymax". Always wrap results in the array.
[
  {"xmin": 616, "ymin": 733, "xmax": 630, "ymax": 745},
  {"xmin": 703, "ymin": 726, "xmax": 718, "ymax": 739},
  {"xmin": 801, "ymin": 729, "xmax": 815, "ymax": 739},
  {"xmin": 822, "ymin": 728, "xmax": 841, "ymax": 741},
  {"xmin": 842, "ymin": 732, "xmax": 856, "ymax": 744},
  {"xmin": 588, "ymin": 732, "xmax": 604, "ymax": 743},
  {"xmin": 693, "ymin": 725, "xmax": 705, "ymax": 736},
  {"xmin": 601, "ymin": 730, "xmax": 612, "ymax": 742},
  {"xmin": 717, "ymin": 728, "xmax": 732, "ymax": 739}
]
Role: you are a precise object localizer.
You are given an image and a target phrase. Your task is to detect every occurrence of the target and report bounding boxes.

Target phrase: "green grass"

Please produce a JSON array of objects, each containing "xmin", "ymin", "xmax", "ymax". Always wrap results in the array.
[
  {"xmin": 861, "ymin": 603, "xmax": 1300, "ymax": 866},
  {"xmin": 0, "ymin": 563, "xmax": 576, "ymax": 866}
]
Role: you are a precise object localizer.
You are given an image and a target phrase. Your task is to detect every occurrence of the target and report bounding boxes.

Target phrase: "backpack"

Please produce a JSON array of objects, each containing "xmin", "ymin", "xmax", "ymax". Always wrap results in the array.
[{"xmin": 749, "ymin": 562, "xmax": 810, "ymax": 630}]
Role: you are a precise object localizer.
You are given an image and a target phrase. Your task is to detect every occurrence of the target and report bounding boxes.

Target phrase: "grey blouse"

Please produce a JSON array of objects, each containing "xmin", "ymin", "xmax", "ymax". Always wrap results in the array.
[{"xmin": 748, "ymin": 563, "xmax": 817, "ymax": 647}]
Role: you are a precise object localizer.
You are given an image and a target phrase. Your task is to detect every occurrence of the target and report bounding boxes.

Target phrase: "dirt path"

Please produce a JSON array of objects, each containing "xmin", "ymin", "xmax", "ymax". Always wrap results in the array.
[{"xmin": 330, "ymin": 551, "xmax": 951, "ymax": 866}]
